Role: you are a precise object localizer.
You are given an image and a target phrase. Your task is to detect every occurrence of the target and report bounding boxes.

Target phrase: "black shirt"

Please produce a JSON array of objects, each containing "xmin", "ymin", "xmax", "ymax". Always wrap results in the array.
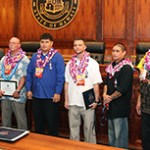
[{"xmin": 105, "ymin": 64, "xmax": 133, "ymax": 119}]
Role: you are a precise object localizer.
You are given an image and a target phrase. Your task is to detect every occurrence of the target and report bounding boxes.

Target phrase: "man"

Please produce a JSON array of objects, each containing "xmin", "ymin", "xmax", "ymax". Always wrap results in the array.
[
  {"xmin": 64, "ymin": 38, "xmax": 103, "ymax": 143},
  {"xmin": 103, "ymin": 43, "xmax": 133, "ymax": 148},
  {"xmin": 26, "ymin": 33, "xmax": 65, "ymax": 136},
  {"xmin": 136, "ymin": 50, "xmax": 150, "ymax": 150},
  {"xmin": 0, "ymin": 37, "xmax": 30, "ymax": 130}
]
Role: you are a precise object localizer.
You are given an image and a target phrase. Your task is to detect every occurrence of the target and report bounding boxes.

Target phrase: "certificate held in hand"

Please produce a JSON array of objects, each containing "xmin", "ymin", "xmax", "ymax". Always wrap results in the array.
[
  {"xmin": 0, "ymin": 80, "xmax": 17, "ymax": 96},
  {"xmin": 82, "ymin": 88, "xmax": 95, "ymax": 109}
]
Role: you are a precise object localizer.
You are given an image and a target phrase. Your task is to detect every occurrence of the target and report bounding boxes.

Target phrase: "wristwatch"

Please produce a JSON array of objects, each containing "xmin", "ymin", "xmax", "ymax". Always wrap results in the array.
[
  {"xmin": 94, "ymin": 100, "xmax": 99, "ymax": 104},
  {"xmin": 16, "ymin": 90, "xmax": 20, "ymax": 94}
]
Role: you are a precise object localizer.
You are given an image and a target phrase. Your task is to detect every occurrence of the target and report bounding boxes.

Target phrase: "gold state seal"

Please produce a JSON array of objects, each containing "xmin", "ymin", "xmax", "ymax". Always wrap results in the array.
[{"xmin": 32, "ymin": 0, "xmax": 79, "ymax": 30}]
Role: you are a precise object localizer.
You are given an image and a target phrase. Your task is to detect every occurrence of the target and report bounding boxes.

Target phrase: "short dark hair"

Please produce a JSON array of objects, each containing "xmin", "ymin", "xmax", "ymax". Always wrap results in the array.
[
  {"xmin": 40, "ymin": 33, "xmax": 53, "ymax": 41},
  {"xmin": 113, "ymin": 43, "xmax": 126, "ymax": 51},
  {"xmin": 74, "ymin": 37, "xmax": 86, "ymax": 41},
  {"xmin": 74, "ymin": 38, "xmax": 86, "ymax": 44}
]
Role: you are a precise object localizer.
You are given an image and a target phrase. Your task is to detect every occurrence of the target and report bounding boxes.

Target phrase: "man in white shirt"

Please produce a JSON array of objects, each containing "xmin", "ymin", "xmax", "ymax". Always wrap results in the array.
[{"xmin": 64, "ymin": 38, "xmax": 103, "ymax": 143}]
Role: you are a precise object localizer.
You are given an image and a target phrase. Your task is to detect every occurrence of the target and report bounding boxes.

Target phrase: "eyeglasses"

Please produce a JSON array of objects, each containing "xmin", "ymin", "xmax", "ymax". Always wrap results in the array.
[{"xmin": 9, "ymin": 42, "xmax": 20, "ymax": 45}]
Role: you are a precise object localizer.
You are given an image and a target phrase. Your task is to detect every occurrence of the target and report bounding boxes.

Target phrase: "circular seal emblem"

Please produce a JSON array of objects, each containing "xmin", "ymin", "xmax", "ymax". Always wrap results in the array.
[{"xmin": 32, "ymin": 0, "xmax": 79, "ymax": 30}]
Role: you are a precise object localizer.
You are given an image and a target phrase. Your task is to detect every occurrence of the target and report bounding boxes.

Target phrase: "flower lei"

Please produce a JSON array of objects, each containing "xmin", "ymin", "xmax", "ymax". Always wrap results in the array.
[
  {"xmin": 144, "ymin": 49, "xmax": 150, "ymax": 72},
  {"xmin": 105, "ymin": 58, "xmax": 133, "ymax": 78},
  {"xmin": 36, "ymin": 48, "xmax": 57, "ymax": 68},
  {"xmin": 69, "ymin": 51, "xmax": 90, "ymax": 82},
  {"xmin": 3, "ymin": 48, "xmax": 26, "ymax": 69}
]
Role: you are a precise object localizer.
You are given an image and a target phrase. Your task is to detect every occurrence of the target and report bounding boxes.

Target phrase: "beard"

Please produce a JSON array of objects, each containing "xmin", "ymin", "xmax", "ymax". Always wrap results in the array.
[{"xmin": 75, "ymin": 51, "xmax": 84, "ymax": 55}]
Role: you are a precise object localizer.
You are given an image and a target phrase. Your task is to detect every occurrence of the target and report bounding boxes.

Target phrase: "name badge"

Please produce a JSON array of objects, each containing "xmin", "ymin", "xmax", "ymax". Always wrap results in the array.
[
  {"xmin": 35, "ymin": 67, "xmax": 43, "ymax": 78},
  {"xmin": 5, "ymin": 65, "xmax": 12, "ymax": 75},
  {"xmin": 76, "ymin": 75, "xmax": 85, "ymax": 86}
]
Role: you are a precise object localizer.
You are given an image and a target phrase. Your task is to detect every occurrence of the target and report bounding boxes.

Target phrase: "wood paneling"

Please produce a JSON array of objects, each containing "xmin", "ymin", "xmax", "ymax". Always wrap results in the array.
[
  {"xmin": 134, "ymin": 0, "xmax": 150, "ymax": 39},
  {"xmin": 18, "ymin": 0, "xmax": 97, "ymax": 41},
  {"xmin": 0, "ymin": 0, "xmax": 98, "ymax": 47},
  {"xmin": 1, "ymin": 0, "xmax": 150, "ymax": 51},
  {"xmin": 0, "ymin": 0, "xmax": 16, "ymax": 44},
  {"xmin": 18, "ymin": 0, "xmax": 43, "ymax": 41},
  {"xmin": 96, "ymin": 0, "xmax": 103, "ymax": 41},
  {"xmin": 103, "ymin": 0, "xmax": 126, "ymax": 39}
]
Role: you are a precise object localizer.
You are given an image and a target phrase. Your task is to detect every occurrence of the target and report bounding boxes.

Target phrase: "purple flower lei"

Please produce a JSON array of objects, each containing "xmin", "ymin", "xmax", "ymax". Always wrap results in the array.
[
  {"xmin": 144, "ymin": 49, "xmax": 150, "ymax": 72},
  {"xmin": 36, "ymin": 48, "xmax": 57, "ymax": 68},
  {"xmin": 105, "ymin": 58, "xmax": 133, "ymax": 78},
  {"xmin": 69, "ymin": 51, "xmax": 90, "ymax": 82}
]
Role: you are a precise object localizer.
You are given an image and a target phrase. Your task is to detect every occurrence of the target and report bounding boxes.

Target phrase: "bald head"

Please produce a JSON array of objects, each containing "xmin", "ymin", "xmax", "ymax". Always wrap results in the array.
[
  {"xmin": 9, "ymin": 37, "xmax": 21, "ymax": 54},
  {"xmin": 9, "ymin": 37, "xmax": 20, "ymax": 44}
]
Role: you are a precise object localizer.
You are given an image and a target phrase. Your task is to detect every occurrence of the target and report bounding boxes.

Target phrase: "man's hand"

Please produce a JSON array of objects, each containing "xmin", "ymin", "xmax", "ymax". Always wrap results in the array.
[
  {"xmin": 89, "ymin": 102, "xmax": 98, "ymax": 109},
  {"xmin": 0, "ymin": 90, "xmax": 4, "ymax": 97},
  {"xmin": 103, "ymin": 94, "xmax": 112, "ymax": 105},
  {"xmin": 27, "ymin": 91, "xmax": 33, "ymax": 100},
  {"xmin": 53, "ymin": 94, "xmax": 60, "ymax": 103},
  {"xmin": 13, "ymin": 91, "xmax": 20, "ymax": 98},
  {"xmin": 64, "ymin": 100, "xmax": 69, "ymax": 109}
]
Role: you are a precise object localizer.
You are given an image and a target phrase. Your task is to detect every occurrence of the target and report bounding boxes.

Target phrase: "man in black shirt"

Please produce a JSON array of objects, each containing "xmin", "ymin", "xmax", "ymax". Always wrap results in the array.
[{"xmin": 103, "ymin": 43, "xmax": 133, "ymax": 148}]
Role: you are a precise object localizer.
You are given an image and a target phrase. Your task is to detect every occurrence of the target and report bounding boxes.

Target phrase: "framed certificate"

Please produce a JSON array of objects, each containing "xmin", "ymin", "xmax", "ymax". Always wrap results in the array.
[{"xmin": 0, "ymin": 80, "xmax": 17, "ymax": 96}]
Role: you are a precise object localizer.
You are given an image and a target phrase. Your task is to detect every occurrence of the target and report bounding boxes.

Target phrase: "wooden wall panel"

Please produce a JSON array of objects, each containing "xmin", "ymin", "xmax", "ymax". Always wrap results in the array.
[
  {"xmin": 0, "ymin": 0, "xmax": 16, "ymax": 45},
  {"xmin": 96, "ymin": 0, "xmax": 102, "ymax": 41},
  {"xmin": 103, "ymin": 0, "xmax": 126, "ymax": 39},
  {"xmin": 18, "ymin": 0, "xmax": 97, "ymax": 41},
  {"xmin": 134, "ymin": 0, "xmax": 150, "ymax": 39},
  {"xmin": 18, "ymin": 0, "xmax": 52, "ymax": 41},
  {"xmin": 54, "ymin": 0, "xmax": 97, "ymax": 40}
]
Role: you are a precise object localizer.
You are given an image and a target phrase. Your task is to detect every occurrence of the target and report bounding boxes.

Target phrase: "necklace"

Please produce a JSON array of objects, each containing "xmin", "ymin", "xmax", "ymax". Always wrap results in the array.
[
  {"xmin": 2, "ymin": 48, "xmax": 25, "ymax": 80},
  {"xmin": 35, "ymin": 48, "xmax": 57, "ymax": 78},
  {"xmin": 106, "ymin": 58, "xmax": 133, "ymax": 78},
  {"xmin": 69, "ymin": 51, "xmax": 90, "ymax": 82},
  {"xmin": 144, "ymin": 49, "xmax": 150, "ymax": 71},
  {"xmin": 36, "ymin": 48, "xmax": 57, "ymax": 68}
]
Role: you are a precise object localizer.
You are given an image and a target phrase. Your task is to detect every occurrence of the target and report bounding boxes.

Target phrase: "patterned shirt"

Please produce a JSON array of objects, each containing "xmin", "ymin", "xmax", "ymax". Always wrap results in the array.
[
  {"xmin": 140, "ymin": 80, "xmax": 150, "ymax": 115},
  {"xmin": 0, "ymin": 55, "xmax": 30, "ymax": 103}
]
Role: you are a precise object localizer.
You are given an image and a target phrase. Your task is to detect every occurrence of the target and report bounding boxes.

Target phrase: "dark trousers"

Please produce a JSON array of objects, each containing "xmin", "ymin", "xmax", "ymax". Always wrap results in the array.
[
  {"xmin": 141, "ymin": 112, "xmax": 150, "ymax": 150},
  {"xmin": 32, "ymin": 98, "xmax": 59, "ymax": 136}
]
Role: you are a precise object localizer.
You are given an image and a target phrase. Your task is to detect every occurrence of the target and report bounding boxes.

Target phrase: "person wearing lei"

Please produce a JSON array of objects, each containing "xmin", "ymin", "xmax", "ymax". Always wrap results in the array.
[
  {"xmin": 136, "ymin": 49, "xmax": 150, "ymax": 150},
  {"xmin": 64, "ymin": 38, "xmax": 103, "ymax": 143},
  {"xmin": 69, "ymin": 50, "xmax": 89, "ymax": 84},
  {"xmin": 0, "ymin": 37, "xmax": 30, "ymax": 130},
  {"xmin": 103, "ymin": 43, "xmax": 134, "ymax": 148},
  {"xmin": 137, "ymin": 49, "xmax": 150, "ymax": 81},
  {"xmin": 26, "ymin": 33, "xmax": 65, "ymax": 136},
  {"xmin": 35, "ymin": 47, "xmax": 57, "ymax": 78},
  {"xmin": 105, "ymin": 58, "xmax": 133, "ymax": 79},
  {"xmin": 2, "ymin": 47, "xmax": 26, "ymax": 80}
]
